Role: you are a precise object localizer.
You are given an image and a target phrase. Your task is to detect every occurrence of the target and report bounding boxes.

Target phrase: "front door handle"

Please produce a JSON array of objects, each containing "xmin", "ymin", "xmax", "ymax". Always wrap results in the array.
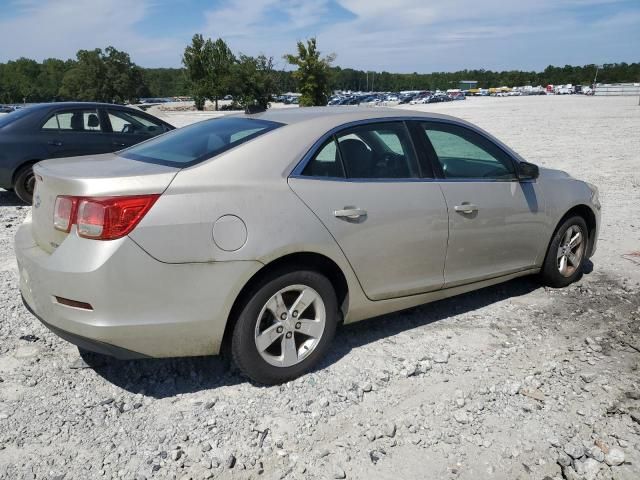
[
  {"xmin": 47, "ymin": 140, "xmax": 63, "ymax": 147},
  {"xmin": 334, "ymin": 207, "xmax": 367, "ymax": 220},
  {"xmin": 112, "ymin": 141, "xmax": 127, "ymax": 147},
  {"xmin": 454, "ymin": 203, "xmax": 479, "ymax": 214}
]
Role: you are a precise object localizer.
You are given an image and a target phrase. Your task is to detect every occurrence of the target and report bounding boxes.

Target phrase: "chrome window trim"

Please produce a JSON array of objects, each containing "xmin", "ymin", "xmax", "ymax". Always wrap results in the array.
[{"xmin": 289, "ymin": 116, "xmax": 525, "ymax": 183}]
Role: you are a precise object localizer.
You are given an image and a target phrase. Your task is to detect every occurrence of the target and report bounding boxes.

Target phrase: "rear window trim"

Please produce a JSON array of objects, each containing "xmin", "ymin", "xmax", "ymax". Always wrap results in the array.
[{"xmin": 118, "ymin": 117, "xmax": 284, "ymax": 168}]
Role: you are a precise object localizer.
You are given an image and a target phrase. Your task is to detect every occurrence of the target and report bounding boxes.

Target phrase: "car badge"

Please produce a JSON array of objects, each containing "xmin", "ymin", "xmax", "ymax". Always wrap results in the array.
[{"xmin": 34, "ymin": 194, "xmax": 41, "ymax": 209}]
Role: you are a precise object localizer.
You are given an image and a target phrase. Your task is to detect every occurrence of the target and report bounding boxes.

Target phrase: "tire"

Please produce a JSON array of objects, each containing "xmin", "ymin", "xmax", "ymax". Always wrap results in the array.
[
  {"xmin": 231, "ymin": 269, "xmax": 338, "ymax": 385},
  {"xmin": 13, "ymin": 164, "xmax": 36, "ymax": 205},
  {"xmin": 540, "ymin": 215, "xmax": 589, "ymax": 288}
]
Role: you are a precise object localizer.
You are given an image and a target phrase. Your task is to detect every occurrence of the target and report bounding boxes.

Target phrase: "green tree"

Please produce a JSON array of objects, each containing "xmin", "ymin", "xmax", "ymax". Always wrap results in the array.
[
  {"xmin": 0, "ymin": 58, "xmax": 42, "ymax": 102},
  {"xmin": 59, "ymin": 49, "xmax": 107, "ymax": 101},
  {"xmin": 37, "ymin": 58, "xmax": 70, "ymax": 101},
  {"xmin": 102, "ymin": 46, "xmax": 146, "ymax": 103},
  {"xmin": 284, "ymin": 38, "xmax": 335, "ymax": 106},
  {"xmin": 182, "ymin": 34, "xmax": 209, "ymax": 110},
  {"xmin": 143, "ymin": 68, "xmax": 189, "ymax": 97},
  {"xmin": 232, "ymin": 54, "xmax": 276, "ymax": 109},
  {"xmin": 58, "ymin": 47, "xmax": 143, "ymax": 103},
  {"xmin": 205, "ymin": 38, "xmax": 236, "ymax": 110}
]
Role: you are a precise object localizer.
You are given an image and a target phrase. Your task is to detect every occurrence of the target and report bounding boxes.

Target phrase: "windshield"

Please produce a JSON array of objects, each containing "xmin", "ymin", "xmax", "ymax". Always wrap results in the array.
[
  {"xmin": 0, "ymin": 107, "xmax": 33, "ymax": 129},
  {"xmin": 119, "ymin": 116, "xmax": 283, "ymax": 168}
]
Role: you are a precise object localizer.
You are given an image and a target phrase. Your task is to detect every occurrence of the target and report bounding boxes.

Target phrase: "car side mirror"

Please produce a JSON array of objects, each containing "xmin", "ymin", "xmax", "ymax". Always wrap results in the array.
[{"xmin": 518, "ymin": 161, "xmax": 539, "ymax": 180}]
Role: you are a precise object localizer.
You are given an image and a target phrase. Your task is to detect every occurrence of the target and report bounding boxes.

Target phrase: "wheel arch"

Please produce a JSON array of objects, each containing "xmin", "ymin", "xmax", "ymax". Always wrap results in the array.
[
  {"xmin": 547, "ymin": 204, "xmax": 597, "ymax": 261},
  {"xmin": 12, "ymin": 159, "xmax": 41, "ymax": 186},
  {"xmin": 221, "ymin": 251, "xmax": 349, "ymax": 351}
]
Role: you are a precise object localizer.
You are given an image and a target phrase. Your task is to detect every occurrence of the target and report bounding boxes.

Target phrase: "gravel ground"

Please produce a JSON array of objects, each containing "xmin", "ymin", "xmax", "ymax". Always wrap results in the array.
[{"xmin": 1, "ymin": 96, "xmax": 639, "ymax": 480}]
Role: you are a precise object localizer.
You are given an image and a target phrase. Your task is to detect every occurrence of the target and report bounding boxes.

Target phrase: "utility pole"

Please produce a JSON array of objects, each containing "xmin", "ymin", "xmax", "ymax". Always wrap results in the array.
[{"xmin": 592, "ymin": 64, "xmax": 602, "ymax": 94}]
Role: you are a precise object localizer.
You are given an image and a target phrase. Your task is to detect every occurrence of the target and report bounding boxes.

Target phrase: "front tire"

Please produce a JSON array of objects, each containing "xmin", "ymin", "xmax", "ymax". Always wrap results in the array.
[
  {"xmin": 540, "ymin": 215, "xmax": 588, "ymax": 288},
  {"xmin": 14, "ymin": 164, "xmax": 35, "ymax": 204},
  {"xmin": 231, "ymin": 269, "xmax": 338, "ymax": 385}
]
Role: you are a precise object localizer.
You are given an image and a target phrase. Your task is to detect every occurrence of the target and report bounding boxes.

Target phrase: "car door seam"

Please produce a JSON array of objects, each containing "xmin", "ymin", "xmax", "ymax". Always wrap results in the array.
[
  {"xmin": 436, "ymin": 182, "xmax": 451, "ymax": 285},
  {"xmin": 285, "ymin": 178, "xmax": 372, "ymax": 300}
]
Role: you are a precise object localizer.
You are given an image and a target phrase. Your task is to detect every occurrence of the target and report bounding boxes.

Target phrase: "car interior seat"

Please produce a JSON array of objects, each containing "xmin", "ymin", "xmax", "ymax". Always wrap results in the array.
[
  {"xmin": 339, "ymin": 139, "xmax": 375, "ymax": 178},
  {"xmin": 70, "ymin": 113, "xmax": 85, "ymax": 131}
]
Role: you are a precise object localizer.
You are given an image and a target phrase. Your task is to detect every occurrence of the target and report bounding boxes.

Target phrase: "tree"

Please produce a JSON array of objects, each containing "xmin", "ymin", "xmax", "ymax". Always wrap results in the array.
[
  {"xmin": 206, "ymin": 38, "xmax": 235, "ymax": 110},
  {"xmin": 232, "ymin": 54, "xmax": 276, "ymax": 109},
  {"xmin": 58, "ymin": 47, "xmax": 143, "ymax": 103},
  {"xmin": 284, "ymin": 38, "xmax": 335, "ymax": 106},
  {"xmin": 37, "ymin": 58, "xmax": 70, "ymax": 101},
  {"xmin": 59, "ymin": 49, "xmax": 105, "ymax": 101},
  {"xmin": 182, "ymin": 34, "xmax": 209, "ymax": 110},
  {"xmin": 142, "ymin": 68, "xmax": 189, "ymax": 97},
  {"xmin": 0, "ymin": 58, "xmax": 42, "ymax": 102},
  {"xmin": 102, "ymin": 46, "xmax": 146, "ymax": 103}
]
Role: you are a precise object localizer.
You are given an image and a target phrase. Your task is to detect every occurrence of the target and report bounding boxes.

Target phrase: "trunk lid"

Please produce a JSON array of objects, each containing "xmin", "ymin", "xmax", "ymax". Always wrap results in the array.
[{"xmin": 32, "ymin": 153, "xmax": 178, "ymax": 253}]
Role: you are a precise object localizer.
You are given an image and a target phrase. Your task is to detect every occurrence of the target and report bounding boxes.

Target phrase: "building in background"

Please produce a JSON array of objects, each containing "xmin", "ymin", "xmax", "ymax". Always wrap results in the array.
[{"xmin": 458, "ymin": 80, "xmax": 478, "ymax": 90}]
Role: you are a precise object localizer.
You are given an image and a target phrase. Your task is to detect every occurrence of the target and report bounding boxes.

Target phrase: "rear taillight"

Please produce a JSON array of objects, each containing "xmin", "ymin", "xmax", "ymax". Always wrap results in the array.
[
  {"xmin": 53, "ymin": 196, "xmax": 78, "ymax": 233},
  {"xmin": 53, "ymin": 194, "xmax": 159, "ymax": 240}
]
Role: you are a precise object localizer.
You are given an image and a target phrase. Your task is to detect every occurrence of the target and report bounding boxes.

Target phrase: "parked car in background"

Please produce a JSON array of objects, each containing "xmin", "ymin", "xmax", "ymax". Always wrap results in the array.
[
  {"xmin": 16, "ymin": 107, "xmax": 600, "ymax": 384},
  {"xmin": 0, "ymin": 102, "xmax": 174, "ymax": 203},
  {"xmin": 0, "ymin": 105, "xmax": 16, "ymax": 114}
]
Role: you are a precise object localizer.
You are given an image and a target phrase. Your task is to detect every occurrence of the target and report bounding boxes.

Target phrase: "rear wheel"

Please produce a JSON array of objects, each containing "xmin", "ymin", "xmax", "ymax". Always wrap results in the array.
[
  {"xmin": 540, "ymin": 216, "xmax": 588, "ymax": 287},
  {"xmin": 231, "ymin": 270, "xmax": 338, "ymax": 384},
  {"xmin": 14, "ymin": 164, "xmax": 35, "ymax": 204}
]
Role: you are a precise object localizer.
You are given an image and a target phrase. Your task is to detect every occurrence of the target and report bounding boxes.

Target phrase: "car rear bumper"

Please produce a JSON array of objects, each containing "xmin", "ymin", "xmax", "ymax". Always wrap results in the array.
[
  {"xmin": 15, "ymin": 218, "xmax": 262, "ymax": 358},
  {"xmin": 21, "ymin": 294, "xmax": 149, "ymax": 359}
]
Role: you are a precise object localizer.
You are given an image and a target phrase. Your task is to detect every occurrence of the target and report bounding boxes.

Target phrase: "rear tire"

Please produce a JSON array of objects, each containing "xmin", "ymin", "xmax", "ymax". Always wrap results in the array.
[
  {"xmin": 14, "ymin": 164, "xmax": 35, "ymax": 205},
  {"xmin": 540, "ymin": 215, "xmax": 588, "ymax": 288},
  {"xmin": 231, "ymin": 269, "xmax": 338, "ymax": 385}
]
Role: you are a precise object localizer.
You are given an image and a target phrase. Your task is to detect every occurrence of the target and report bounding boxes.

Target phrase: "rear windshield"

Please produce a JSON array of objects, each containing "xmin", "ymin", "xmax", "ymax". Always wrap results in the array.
[
  {"xmin": 119, "ymin": 116, "xmax": 283, "ymax": 167},
  {"xmin": 0, "ymin": 107, "xmax": 33, "ymax": 129}
]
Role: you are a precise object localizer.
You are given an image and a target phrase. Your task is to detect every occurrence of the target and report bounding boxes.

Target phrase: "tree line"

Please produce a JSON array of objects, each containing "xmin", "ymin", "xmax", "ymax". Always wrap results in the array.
[{"xmin": 1, "ymin": 38, "xmax": 638, "ymax": 106}]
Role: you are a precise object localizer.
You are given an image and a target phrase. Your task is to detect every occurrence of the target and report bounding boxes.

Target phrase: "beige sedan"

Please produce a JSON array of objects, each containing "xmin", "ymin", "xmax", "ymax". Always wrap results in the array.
[{"xmin": 15, "ymin": 107, "xmax": 600, "ymax": 384}]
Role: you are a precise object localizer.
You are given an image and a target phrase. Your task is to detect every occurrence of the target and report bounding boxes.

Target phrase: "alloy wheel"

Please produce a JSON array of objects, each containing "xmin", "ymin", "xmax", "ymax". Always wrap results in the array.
[
  {"xmin": 556, "ymin": 225, "xmax": 585, "ymax": 277},
  {"xmin": 254, "ymin": 284, "xmax": 326, "ymax": 367}
]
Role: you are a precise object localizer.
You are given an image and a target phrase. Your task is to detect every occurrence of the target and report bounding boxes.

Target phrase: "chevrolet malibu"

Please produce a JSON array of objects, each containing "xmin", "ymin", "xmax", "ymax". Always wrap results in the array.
[{"xmin": 15, "ymin": 108, "xmax": 600, "ymax": 384}]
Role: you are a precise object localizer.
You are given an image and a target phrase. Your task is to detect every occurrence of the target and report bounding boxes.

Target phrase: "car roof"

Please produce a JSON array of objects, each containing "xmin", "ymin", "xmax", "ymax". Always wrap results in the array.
[
  {"xmin": 237, "ymin": 106, "xmax": 464, "ymax": 128},
  {"xmin": 24, "ymin": 102, "xmax": 139, "ymax": 111}
]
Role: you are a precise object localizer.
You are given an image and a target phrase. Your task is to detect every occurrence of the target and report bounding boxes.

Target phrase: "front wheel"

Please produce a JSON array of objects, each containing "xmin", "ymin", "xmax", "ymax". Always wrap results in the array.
[
  {"xmin": 231, "ymin": 270, "xmax": 338, "ymax": 385},
  {"xmin": 14, "ymin": 164, "xmax": 35, "ymax": 204},
  {"xmin": 540, "ymin": 216, "xmax": 588, "ymax": 288}
]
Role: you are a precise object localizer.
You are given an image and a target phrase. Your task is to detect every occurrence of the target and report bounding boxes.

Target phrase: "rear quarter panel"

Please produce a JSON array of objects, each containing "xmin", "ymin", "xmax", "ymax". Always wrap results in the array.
[{"xmin": 128, "ymin": 124, "xmax": 368, "ymax": 320}]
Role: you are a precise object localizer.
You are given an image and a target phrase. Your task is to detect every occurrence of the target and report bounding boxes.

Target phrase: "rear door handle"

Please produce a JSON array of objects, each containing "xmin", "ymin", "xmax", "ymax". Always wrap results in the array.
[
  {"xmin": 47, "ymin": 140, "xmax": 63, "ymax": 147},
  {"xmin": 454, "ymin": 203, "xmax": 479, "ymax": 214},
  {"xmin": 112, "ymin": 141, "xmax": 127, "ymax": 147},
  {"xmin": 334, "ymin": 207, "xmax": 367, "ymax": 220}
]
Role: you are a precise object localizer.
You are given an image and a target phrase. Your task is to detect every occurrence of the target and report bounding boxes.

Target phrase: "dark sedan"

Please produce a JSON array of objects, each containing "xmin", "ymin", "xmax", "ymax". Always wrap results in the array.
[{"xmin": 0, "ymin": 102, "xmax": 174, "ymax": 203}]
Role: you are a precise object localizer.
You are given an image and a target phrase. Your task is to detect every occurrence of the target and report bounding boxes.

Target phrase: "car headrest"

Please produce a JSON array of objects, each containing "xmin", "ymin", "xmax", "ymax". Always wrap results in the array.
[
  {"xmin": 87, "ymin": 114, "xmax": 100, "ymax": 128},
  {"xmin": 70, "ymin": 113, "xmax": 84, "ymax": 131}
]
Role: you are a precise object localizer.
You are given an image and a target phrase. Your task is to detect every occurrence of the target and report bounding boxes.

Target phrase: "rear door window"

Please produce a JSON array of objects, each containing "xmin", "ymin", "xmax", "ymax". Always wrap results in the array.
[
  {"xmin": 41, "ymin": 109, "xmax": 103, "ymax": 132},
  {"xmin": 119, "ymin": 117, "xmax": 282, "ymax": 167},
  {"xmin": 336, "ymin": 122, "xmax": 419, "ymax": 179}
]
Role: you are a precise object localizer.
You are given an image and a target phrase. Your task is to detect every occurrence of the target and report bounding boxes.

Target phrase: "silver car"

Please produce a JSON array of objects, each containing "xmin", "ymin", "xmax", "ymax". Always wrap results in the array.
[{"xmin": 15, "ymin": 108, "xmax": 600, "ymax": 384}]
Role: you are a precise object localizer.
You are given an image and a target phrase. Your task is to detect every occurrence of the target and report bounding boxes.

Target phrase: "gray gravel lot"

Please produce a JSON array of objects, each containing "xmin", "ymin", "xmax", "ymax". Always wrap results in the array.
[{"xmin": 1, "ymin": 96, "xmax": 639, "ymax": 480}]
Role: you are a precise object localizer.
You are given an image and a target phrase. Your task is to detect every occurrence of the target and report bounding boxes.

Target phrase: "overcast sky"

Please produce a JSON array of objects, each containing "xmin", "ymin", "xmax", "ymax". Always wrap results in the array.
[{"xmin": 1, "ymin": 0, "xmax": 638, "ymax": 72}]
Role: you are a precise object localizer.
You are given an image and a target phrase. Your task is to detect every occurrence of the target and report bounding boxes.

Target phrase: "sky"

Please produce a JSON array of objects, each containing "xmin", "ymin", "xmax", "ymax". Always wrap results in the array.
[{"xmin": 0, "ymin": 0, "xmax": 638, "ymax": 73}]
